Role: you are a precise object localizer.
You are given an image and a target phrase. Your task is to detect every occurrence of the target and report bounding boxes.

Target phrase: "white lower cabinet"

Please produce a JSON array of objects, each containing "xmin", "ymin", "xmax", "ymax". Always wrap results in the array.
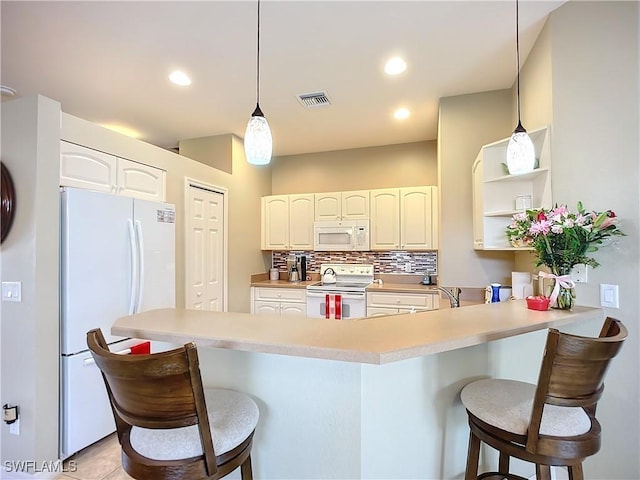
[
  {"xmin": 251, "ymin": 287, "xmax": 307, "ymax": 316},
  {"xmin": 366, "ymin": 291, "xmax": 439, "ymax": 316}
]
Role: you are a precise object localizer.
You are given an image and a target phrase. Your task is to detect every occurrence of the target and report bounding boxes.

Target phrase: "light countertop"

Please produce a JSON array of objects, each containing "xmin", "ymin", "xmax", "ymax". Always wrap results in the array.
[{"xmin": 112, "ymin": 301, "xmax": 603, "ymax": 365}]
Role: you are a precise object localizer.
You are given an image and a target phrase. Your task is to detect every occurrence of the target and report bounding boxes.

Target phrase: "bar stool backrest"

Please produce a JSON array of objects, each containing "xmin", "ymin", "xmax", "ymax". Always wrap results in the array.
[
  {"xmin": 527, "ymin": 317, "xmax": 628, "ymax": 454},
  {"xmin": 86, "ymin": 328, "xmax": 217, "ymax": 476}
]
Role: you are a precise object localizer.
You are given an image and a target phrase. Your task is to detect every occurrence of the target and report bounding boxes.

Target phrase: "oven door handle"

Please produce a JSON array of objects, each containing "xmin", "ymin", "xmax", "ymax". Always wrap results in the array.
[{"xmin": 306, "ymin": 291, "xmax": 365, "ymax": 300}]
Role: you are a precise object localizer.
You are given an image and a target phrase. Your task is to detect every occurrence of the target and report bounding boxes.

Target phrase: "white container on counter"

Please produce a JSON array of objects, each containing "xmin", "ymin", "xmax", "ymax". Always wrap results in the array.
[{"xmin": 269, "ymin": 268, "xmax": 279, "ymax": 280}]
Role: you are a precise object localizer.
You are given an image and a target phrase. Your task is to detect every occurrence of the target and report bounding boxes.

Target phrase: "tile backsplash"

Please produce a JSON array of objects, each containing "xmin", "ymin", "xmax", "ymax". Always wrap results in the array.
[{"xmin": 272, "ymin": 251, "xmax": 437, "ymax": 275}]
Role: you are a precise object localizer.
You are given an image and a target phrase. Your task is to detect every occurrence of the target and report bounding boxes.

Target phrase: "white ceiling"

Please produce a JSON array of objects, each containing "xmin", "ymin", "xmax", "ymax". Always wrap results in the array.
[{"xmin": 1, "ymin": 1, "xmax": 566, "ymax": 157}]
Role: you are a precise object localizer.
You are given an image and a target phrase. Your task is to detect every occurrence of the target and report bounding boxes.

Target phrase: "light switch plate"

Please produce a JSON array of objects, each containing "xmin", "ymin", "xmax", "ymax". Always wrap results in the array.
[
  {"xmin": 1, "ymin": 282, "xmax": 22, "ymax": 302},
  {"xmin": 600, "ymin": 284, "xmax": 619, "ymax": 308}
]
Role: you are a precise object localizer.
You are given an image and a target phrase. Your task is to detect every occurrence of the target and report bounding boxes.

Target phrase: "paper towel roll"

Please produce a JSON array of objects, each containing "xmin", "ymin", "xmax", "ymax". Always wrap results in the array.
[{"xmin": 512, "ymin": 272, "xmax": 533, "ymax": 299}]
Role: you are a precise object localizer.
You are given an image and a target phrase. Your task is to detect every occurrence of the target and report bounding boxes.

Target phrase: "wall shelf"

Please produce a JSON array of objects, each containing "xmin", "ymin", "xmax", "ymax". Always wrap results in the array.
[{"xmin": 472, "ymin": 126, "xmax": 551, "ymax": 251}]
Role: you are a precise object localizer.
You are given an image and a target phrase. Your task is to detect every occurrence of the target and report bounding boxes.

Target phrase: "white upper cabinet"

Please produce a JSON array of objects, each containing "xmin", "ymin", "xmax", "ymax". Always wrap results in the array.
[
  {"xmin": 472, "ymin": 126, "xmax": 551, "ymax": 250},
  {"xmin": 289, "ymin": 194, "xmax": 315, "ymax": 249},
  {"xmin": 262, "ymin": 186, "xmax": 438, "ymax": 251},
  {"xmin": 261, "ymin": 194, "xmax": 314, "ymax": 250},
  {"xmin": 314, "ymin": 190, "xmax": 369, "ymax": 221},
  {"xmin": 341, "ymin": 190, "xmax": 369, "ymax": 219},
  {"xmin": 116, "ymin": 158, "xmax": 166, "ymax": 202},
  {"xmin": 400, "ymin": 186, "xmax": 438, "ymax": 250},
  {"xmin": 370, "ymin": 186, "xmax": 439, "ymax": 251},
  {"xmin": 370, "ymin": 188, "xmax": 400, "ymax": 250},
  {"xmin": 60, "ymin": 142, "xmax": 117, "ymax": 194},
  {"xmin": 262, "ymin": 195, "xmax": 290, "ymax": 250},
  {"xmin": 60, "ymin": 141, "xmax": 166, "ymax": 202}
]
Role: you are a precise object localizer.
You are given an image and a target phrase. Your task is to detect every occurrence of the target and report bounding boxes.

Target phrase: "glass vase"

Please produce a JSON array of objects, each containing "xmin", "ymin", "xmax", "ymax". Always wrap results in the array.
[
  {"xmin": 553, "ymin": 283, "xmax": 576, "ymax": 310},
  {"xmin": 545, "ymin": 273, "xmax": 576, "ymax": 310}
]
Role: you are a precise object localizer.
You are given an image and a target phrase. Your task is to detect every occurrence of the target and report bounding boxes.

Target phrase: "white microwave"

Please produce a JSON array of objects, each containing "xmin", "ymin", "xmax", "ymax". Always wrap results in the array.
[{"xmin": 313, "ymin": 220, "xmax": 370, "ymax": 251}]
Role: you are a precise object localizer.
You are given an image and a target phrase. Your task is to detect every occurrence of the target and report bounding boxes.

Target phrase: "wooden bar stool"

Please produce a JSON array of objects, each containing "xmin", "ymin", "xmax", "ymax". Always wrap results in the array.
[
  {"xmin": 460, "ymin": 317, "xmax": 627, "ymax": 480},
  {"xmin": 87, "ymin": 328, "xmax": 259, "ymax": 480}
]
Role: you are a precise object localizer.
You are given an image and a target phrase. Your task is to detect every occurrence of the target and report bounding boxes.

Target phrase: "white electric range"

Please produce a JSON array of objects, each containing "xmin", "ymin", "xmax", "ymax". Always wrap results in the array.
[{"xmin": 306, "ymin": 263, "xmax": 374, "ymax": 319}]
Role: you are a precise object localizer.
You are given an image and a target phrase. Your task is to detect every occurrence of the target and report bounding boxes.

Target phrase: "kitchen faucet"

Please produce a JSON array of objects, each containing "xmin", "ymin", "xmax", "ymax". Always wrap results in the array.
[{"xmin": 434, "ymin": 286, "xmax": 461, "ymax": 308}]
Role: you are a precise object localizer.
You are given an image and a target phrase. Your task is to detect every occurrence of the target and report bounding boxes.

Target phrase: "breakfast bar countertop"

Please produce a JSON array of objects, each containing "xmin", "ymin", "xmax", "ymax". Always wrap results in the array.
[{"xmin": 112, "ymin": 301, "xmax": 603, "ymax": 365}]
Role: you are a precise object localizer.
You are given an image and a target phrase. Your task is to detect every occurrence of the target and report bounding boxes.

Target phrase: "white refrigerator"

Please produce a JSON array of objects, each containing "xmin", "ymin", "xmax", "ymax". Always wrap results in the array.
[{"xmin": 59, "ymin": 187, "xmax": 175, "ymax": 459}]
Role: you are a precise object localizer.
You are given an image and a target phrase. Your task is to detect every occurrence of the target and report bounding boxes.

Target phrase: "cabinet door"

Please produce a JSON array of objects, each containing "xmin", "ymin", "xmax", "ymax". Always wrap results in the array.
[
  {"xmin": 315, "ymin": 192, "xmax": 341, "ymax": 221},
  {"xmin": 253, "ymin": 301, "xmax": 280, "ymax": 316},
  {"xmin": 117, "ymin": 158, "xmax": 166, "ymax": 202},
  {"xmin": 400, "ymin": 186, "xmax": 437, "ymax": 250},
  {"xmin": 289, "ymin": 194, "xmax": 315, "ymax": 249},
  {"xmin": 262, "ymin": 196, "xmax": 290, "ymax": 250},
  {"xmin": 342, "ymin": 190, "xmax": 369, "ymax": 219},
  {"xmin": 60, "ymin": 141, "xmax": 117, "ymax": 193},
  {"xmin": 369, "ymin": 189, "xmax": 400, "ymax": 250},
  {"xmin": 280, "ymin": 302, "xmax": 306, "ymax": 317}
]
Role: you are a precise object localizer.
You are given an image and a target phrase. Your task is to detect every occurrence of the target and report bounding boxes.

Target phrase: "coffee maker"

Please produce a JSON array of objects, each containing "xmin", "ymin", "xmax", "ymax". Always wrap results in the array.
[{"xmin": 287, "ymin": 254, "xmax": 307, "ymax": 282}]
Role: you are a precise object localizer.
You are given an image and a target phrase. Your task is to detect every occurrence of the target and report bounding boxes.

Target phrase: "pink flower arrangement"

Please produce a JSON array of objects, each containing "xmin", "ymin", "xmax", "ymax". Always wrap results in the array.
[{"xmin": 506, "ymin": 202, "xmax": 625, "ymax": 274}]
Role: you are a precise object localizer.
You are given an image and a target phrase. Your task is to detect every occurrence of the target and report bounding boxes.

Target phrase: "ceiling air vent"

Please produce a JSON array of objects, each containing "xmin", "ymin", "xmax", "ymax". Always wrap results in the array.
[{"xmin": 296, "ymin": 91, "xmax": 332, "ymax": 109}]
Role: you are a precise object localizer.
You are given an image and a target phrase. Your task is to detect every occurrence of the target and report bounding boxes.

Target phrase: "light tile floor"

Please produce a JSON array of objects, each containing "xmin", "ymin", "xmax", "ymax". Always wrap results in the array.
[{"xmin": 55, "ymin": 434, "xmax": 131, "ymax": 480}]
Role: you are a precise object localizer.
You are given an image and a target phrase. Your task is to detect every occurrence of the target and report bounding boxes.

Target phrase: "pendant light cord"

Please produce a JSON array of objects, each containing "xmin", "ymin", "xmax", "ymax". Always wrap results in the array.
[
  {"xmin": 515, "ymin": 0, "xmax": 521, "ymax": 123},
  {"xmin": 256, "ymin": 0, "xmax": 261, "ymax": 105}
]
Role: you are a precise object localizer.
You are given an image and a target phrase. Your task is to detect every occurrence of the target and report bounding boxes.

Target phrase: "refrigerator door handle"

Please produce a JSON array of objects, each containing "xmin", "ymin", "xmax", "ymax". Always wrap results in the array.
[
  {"xmin": 134, "ymin": 220, "xmax": 145, "ymax": 313},
  {"xmin": 127, "ymin": 219, "xmax": 138, "ymax": 315}
]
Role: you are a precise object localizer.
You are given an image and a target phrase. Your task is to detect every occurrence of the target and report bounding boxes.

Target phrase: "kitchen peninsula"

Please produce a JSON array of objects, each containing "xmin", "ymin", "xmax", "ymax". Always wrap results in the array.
[{"xmin": 113, "ymin": 302, "xmax": 604, "ymax": 479}]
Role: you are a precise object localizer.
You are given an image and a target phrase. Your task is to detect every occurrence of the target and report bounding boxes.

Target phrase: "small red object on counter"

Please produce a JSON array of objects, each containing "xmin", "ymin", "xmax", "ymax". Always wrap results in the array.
[{"xmin": 526, "ymin": 296, "xmax": 551, "ymax": 311}]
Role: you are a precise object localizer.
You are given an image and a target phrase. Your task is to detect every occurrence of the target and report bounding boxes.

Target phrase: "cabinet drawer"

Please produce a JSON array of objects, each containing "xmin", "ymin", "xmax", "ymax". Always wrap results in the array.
[
  {"xmin": 367, "ymin": 292, "xmax": 434, "ymax": 309},
  {"xmin": 254, "ymin": 287, "xmax": 306, "ymax": 303}
]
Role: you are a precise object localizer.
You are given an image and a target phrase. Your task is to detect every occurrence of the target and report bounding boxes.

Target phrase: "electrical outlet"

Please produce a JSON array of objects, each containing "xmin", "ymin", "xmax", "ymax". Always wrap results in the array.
[
  {"xmin": 9, "ymin": 419, "xmax": 19, "ymax": 435},
  {"xmin": 1, "ymin": 282, "xmax": 22, "ymax": 302},
  {"xmin": 570, "ymin": 264, "xmax": 588, "ymax": 283},
  {"xmin": 404, "ymin": 263, "xmax": 412, "ymax": 273},
  {"xmin": 600, "ymin": 284, "xmax": 619, "ymax": 308}
]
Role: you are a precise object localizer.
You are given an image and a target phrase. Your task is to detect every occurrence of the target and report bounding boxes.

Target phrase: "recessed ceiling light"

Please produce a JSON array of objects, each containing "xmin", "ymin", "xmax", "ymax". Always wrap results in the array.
[
  {"xmin": 394, "ymin": 108, "xmax": 410, "ymax": 120},
  {"xmin": 169, "ymin": 70, "xmax": 192, "ymax": 86},
  {"xmin": 384, "ymin": 57, "xmax": 407, "ymax": 75}
]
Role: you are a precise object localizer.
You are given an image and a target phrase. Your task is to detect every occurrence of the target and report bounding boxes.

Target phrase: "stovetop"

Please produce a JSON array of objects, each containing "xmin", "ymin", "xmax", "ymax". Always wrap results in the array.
[{"xmin": 306, "ymin": 263, "xmax": 374, "ymax": 293}]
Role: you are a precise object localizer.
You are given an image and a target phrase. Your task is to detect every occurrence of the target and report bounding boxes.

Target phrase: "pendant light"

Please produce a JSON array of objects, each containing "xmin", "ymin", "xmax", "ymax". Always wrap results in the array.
[
  {"xmin": 506, "ymin": 0, "xmax": 535, "ymax": 175},
  {"xmin": 244, "ymin": 0, "xmax": 272, "ymax": 166}
]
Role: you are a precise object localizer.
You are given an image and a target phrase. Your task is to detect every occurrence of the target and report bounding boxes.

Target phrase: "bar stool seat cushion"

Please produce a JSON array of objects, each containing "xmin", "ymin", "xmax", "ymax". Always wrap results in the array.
[
  {"xmin": 130, "ymin": 388, "xmax": 259, "ymax": 461},
  {"xmin": 461, "ymin": 379, "xmax": 591, "ymax": 437}
]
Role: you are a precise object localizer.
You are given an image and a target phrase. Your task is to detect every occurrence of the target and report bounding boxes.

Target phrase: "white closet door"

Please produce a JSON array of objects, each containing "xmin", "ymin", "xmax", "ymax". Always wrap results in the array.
[{"xmin": 186, "ymin": 185, "xmax": 225, "ymax": 311}]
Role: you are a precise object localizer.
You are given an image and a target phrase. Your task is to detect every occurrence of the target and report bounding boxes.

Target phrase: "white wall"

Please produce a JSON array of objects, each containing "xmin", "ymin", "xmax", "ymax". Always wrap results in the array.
[
  {"xmin": 437, "ymin": 89, "xmax": 515, "ymax": 288},
  {"xmin": 271, "ymin": 141, "xmax": 437, "ymax": 194},
  {"xmin": 1, "ymin": 95, "xmax": 61, "ymax": 466},
  {"xmin": 546, "ymin": 2, "xmax": 639, "ymax": 477}
]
